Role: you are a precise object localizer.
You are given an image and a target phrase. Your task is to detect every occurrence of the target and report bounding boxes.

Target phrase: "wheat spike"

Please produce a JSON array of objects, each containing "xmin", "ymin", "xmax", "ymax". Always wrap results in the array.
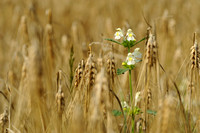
[
  {"xmin": 85, "ymin": 54, "xmax": 97, "ymax": 88},
  {"xmin": 186, "ymin": 33, "xmax": 200, "ymax": 129},
  {"xmin": 106, "ymin": 55, "xmax": 116, "ymax": 106},
  {"xmin": 147, "ymin": 87, "xmax": 152, "ymax": 106},
  {"xmin": 106, "ymin": 56, "xmax": 116, "ymax": 83},
  {"xmin": 190, "ymin": 32, "xmax": 199, "ymax": 70},
  {"xmin": 0, "ymin": 108, "xmax": 8, "ymax": 133},
  {"xmin": 74, "ymin": 59, "xmax": 85, "ymax": 88},
  {"xmin": 145, "ymin": 30, "xmax": 157, "ymax": 67},
  {"xmin": 84, "ymin": 53, "xmax": 97, "ymax": 115},
  {"xmin": 56, "ymin": 70, "xmax": 65, "ymax": 115},
  {"xmin": 188, "ymin": 32, "xmax": 199, "ymax": 105},
  {"xmin": 143, "ymin": 28, "xmax": 160, "ymax": 132}
]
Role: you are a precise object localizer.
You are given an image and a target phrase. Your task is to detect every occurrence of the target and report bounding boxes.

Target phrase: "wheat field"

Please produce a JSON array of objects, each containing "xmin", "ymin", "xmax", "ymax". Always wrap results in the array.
[{"xmin": 0, "ymin": 0, "xmax": 200, "ymax": 133}]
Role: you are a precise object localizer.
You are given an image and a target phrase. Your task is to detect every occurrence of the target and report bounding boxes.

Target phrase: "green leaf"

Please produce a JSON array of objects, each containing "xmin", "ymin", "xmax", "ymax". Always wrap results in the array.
[
  {"xmin": 134, "ymin": 37, "xmax": 147, "ymax": 46},
  {"xmin": 112, "ymin": 110, "xmax": 122, "ymax": 116},
  {"xmin": 117, "ymin": 68, "xmax": 129, "ymax": 75},
  {"xmin": 121, "ymin": 40, "xmax": 136, "ymax": 48},
  {"xmin": 129, "ymin": 65, "xmax": 135, "ymax": 70},
  {"xmin": 147, "ymin": 109, "xmax": 157, "ymax": 116},
  {"xmin": 133, "ymin": 107, "xmax": 142, "ymax": 115},
  {"xmin": 105, "ymin": 38, "xmax": 122, "ymax": 45}
]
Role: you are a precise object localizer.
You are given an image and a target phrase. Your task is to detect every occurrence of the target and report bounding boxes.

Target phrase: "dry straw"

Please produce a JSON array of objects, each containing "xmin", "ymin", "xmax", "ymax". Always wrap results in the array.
[{"xmin": 0, "ymin": 108, "xmax": 8, "ymax": 133}]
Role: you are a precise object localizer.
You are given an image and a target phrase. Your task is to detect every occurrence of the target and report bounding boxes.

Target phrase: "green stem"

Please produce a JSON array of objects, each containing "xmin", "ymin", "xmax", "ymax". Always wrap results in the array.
[
  {"xmin": 132, "ymin": 114, "xmax": 135, "ymax": 133},
  {"xmin": 129, "ymin": 69, "xmax": 134, "ymax": 132},
  {"xmin": 129, "ymin": 70, "xmax": 133, "ymax": 103},
  {"xmin": 128, "ymin": 47, "xmax": 132, "ymax": 102},
  {"xmin": 128, "ymin": 47, "xmax": 130, "ymax": 53},
  {"xmin": 128, "ymin": 47, "xmax": 134, "ymax": 132},
  {"xmin": 124, "ymin": 115, "xmax": 127, "ymax": 133}
]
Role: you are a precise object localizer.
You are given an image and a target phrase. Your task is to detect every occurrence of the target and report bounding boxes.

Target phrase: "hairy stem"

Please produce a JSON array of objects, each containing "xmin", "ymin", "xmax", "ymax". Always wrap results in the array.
[
  {"xmin": 129, "ymin": 70, "xmax": 133, "ymax": 103},
  {"xmin": 128, "ymin": 47, "xmax": 134, "ymax": 132}
]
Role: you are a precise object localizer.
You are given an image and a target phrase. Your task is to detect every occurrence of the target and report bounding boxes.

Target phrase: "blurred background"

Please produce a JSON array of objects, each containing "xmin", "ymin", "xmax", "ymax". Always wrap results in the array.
[
  {"xmin": 1, "ymin": 0, "xmax": 200, "ymax": 77},
  {"xmin": 0, "ymin": 0, "xmax": 200, "ymax": 132}
]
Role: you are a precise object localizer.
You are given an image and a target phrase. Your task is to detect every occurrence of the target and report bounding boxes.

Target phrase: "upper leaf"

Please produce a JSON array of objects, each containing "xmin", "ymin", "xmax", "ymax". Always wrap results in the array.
[
  {"xmin": 117, "ymin": 68, "xmax": 129, "ymax": 75},
  {"xmin": 105, "ymin": 38, "xmax": 122, "ymax": 45},
  {"xmin": 112, "ymin": 110, "xmax": 122, "ymax": 116},
  {"xmin": 147, "ymin": 109, "xmax": 157, "ymax": 116},
  {"xmin": 134, "ymin": 37, "xmax": 147, "ymax": 46}
]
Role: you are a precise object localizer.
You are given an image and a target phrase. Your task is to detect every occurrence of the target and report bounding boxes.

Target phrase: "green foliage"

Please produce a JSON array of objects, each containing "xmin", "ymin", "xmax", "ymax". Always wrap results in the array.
[
  {"xmin": 133, "ymin": 106, "xmax": 142, "ymax": 115},
  {"xmin": 134, "ymin": 37, "xmax": 147, "ymax": 46},
  {"xmin": 105, "ymin": 37, "xmax": 146, "ymax": 48},
  {"xmin": 147, "ymin": 109, "xmax": 157, "ymax": 116},
  {"xmin": 123, "ymin": 106, "xmax": 142, "ymax": 116},
  {"xmin": 122, "ymin": 40, "xmax": 136, "ymax": 48},
  {"xmin": 105, "ymin": 38, "xmax": 122, "ymax": 45},
  {"xmin": 122, "ymin": 62, "xmax": 136, "ymax": 70},
  {"xmin": 117, "ymin": 68, "xmax": 129, "ymax": 75},
  {"xmin": 112, "ymin": 110, "xmax": 122, "ymax": 116}
]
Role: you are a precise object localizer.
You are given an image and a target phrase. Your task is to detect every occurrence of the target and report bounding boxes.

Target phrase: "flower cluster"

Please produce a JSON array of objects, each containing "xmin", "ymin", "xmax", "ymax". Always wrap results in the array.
[
  {"xmin": 121, "ymin": 100, "xmax": 141, "ymax": 116},
  {"xmin": 106, "ymin": 27, "xmax": 145, "ymax": 74},
  {"xmin": 122, "ymin": 48, "xmax": 142, "ymax": 69},
  {"xmin": 114, "ymin": 28, "xmax": 136, "ymax": 41}
]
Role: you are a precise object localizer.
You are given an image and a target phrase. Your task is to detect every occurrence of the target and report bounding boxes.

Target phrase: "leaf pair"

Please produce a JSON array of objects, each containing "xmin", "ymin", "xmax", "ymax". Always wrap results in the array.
[{"xmin": 105, "ymin": 37, "xmax": 146, "ymax": 48}]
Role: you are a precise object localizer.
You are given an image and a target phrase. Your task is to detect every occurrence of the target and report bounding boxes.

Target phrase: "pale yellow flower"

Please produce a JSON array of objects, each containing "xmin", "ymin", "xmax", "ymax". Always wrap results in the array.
[
  {"xmin": 125, "ymin": 48, "xmax": 142, "ymax": 66},
  {"xmin": 126, "ymin": 29, "xmax": 136, "ymax": 41},
  {"xmin": 126, "ymin": 53, "xmax": 136, "ymax": 65},
  {"xmin": 114, "ymin": 28, "xmax": 123, "ymax": 40}
]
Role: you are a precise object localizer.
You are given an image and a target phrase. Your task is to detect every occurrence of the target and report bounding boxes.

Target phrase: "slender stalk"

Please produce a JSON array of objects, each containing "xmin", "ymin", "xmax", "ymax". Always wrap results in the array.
[
  {"xmin": 129, "ymin": 70, "xmax": 133, "ymax": 103},
  {"xmin": 128, "ymin": 47, "xmax": 133, "ymax": 102},
  {"xmin": 128, "ymin": 47, "xmax": 134, "ymax": 132},
  {"xmin": 132, "ymin": 115, "xmax": 135, "ymax": 133},
  {"xmin": 128, "ymin": 47, "xmax": 130, "ymax": 53}
]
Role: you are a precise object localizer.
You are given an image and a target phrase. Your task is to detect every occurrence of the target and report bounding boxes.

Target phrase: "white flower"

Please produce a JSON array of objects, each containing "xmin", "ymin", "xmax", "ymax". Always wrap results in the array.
[
  {"xmin": 125, "ymin": 48, "xmax": 142, "ymax": 66},
  {"xmin": 126, "ymin": 53, "xmax": 136, "ymax": 65},
  {"xmin": 126, "ymin": 29, "xmax": 136, "ymax": 41},
  {"xmin": 114, "ymin": 28, "xmax": 123, "ymax": 40},
  {"xmin": 132, "ymin": 48, "xmax": 142, "ymax": 62},
  {"xmin": 121, "ymin": 101, "xmax": 129, "ymax": 108},
  {"xmin": 135, "ymin": 91, "xmax": 141, "ymax": 106}
]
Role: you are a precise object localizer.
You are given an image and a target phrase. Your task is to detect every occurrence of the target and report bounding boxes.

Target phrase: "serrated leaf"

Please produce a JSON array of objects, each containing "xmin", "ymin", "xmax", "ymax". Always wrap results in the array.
[
  {"xmin": 147, "ymin": 109, "xmax": 157, "ymax": 116},
  {"xmin": 117, "ymin": 68, "xmax": 129, "ymax": 75},
  {"xmin": 105, "ymin": 38, "xmax": 122, "ymax": 45},
  {"xmin": 112, "ymin": 110, "xmax": 122, "ymax": 116}
]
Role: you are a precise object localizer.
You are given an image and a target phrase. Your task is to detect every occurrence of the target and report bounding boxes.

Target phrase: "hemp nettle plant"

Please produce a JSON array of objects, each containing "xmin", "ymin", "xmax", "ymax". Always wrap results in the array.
[
  {"xmin": 106, "ymin": 28, "xmax": 145, "ymax": 102},
  {"xmin": 106, "ymin": 28, "xmax": 146, "ymax": 132}
]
